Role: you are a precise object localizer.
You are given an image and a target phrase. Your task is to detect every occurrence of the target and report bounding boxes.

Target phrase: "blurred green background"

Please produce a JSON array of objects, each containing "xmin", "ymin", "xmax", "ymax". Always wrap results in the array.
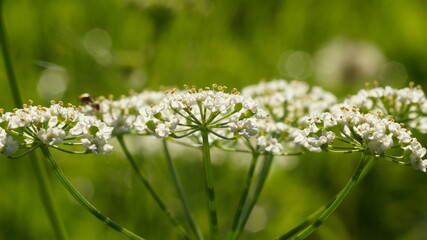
[{"xmin": 1, "ymin": 0, "xmax": 427, "ymax": 239}]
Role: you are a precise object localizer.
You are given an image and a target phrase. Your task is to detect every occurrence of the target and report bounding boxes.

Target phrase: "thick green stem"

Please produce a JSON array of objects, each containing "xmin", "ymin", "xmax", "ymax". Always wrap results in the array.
[
  {"xmin": 201, "ymin": 129, "xmax": 218, "ymax": 240},
  {"xmin": 231, "ymin": 153, "xmax": 274, "ymax": 240},
  {"xmin": 1, "ymin": 3, "xmax": 68, "ymax": 239},
  {"xmin": 116, "ymin": 136, "xmax": 191, "ymax": 240},
  {"xmin": 163, "ymin": 139, "xmax": 205, "ymax": 240},
  {"xmin": 39, "ymin": 146, "xmax": 145, "ymax": 240},
  {"xmin": 228, "ymin": 152, "xmax": 259, "ymax": 240},
  {"xmin": 288, "ymin": 154, "xmax": 375, "ymax": 240}
]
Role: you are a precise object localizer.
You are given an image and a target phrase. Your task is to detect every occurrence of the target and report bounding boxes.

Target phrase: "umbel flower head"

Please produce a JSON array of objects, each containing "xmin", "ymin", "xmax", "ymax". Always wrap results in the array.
[
  {"xmin": 254, "ymin": 120, "xmax": 301, "ymax": 154},
  {"xmin": 0, "ymin": 101, "xmax": 113, "ymax": 157},
  {"xmin": 80, "ymin": 90, "xmax": 164, "ymax": 135},
  {"xmin": 134, "ymin": 85, "xmax": 267, "ymax": 143},
  {"xmin": 336, "ymin": 82, "xmax": 427, "ymax": 133},
  {"xmin": 294, "ymin": 106, "xmax": 427, "ymax": 172},
  {"xmin": 242, "ymin": 79, "xmax": 337, "ymax": 124}
]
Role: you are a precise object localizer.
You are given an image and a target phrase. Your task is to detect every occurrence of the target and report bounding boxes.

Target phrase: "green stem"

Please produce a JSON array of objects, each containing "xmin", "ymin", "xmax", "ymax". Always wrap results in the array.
[
  {"xmin": 163, "ymin": 139, "xmax": 205, "ymax": 240},
  {"xmin": 201, "ymin": 128, "xmax": 218, "ymax": 239},
  {"xmin": 207, "ymin": 128, "xmax": 236, "ymax": 141},
  {"xmin": 1, "ymin": 3, "xmax": 67, "ymax": 239},
  {"xmin": 8, "ymin": 144, "xmax": 41, "ymax": 159},
  {"xmin": 289, "ymin": 154, "xmax": 375, "ymax": 240},
  {"xmin": 30, "ymin": 152, "xmax": 68, "ymax": 240},
  {"xmin": 0, "ymin": 1, "xmax": 22, "ymax": 106},
  {"xmin": 228, "ymin": 152, "xmax": 260, "ymax": 240},
  {"xmin": 383, "ymin": 156, "xmax": 411, "ymax": 167},
  {"xmin": 116, "ymin": 136, "xmax": 191, "ymax": 240},
  {"xmin": 276, "ymin": 206, "xmax": 326, "ymax": 240},
  {"xmin": 39, "ymin": 146, "xmax": 145, "ymax": 240},
  {"xmin": 277, "ymin": 184, "xmax": 352, "ymax": 239},
  {"xmin": 51, "ymin": 145, "xmax": 88, "ymax": 154},
  {"xmin": 231, "ymin": 153, "xmax": 274, "ymax": 240},
  {"xmin": 277, "ymin": 154, "xmax": 376, "ymax": 240},
  {"xmin": 185, "ymin": 108, "xmax": 203, "ymax": 126}
]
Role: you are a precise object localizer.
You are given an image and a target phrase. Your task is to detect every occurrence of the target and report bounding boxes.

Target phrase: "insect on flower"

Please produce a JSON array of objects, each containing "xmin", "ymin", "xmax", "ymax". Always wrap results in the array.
[{"xmin": 78, "ymin": 93, "xmax": 100, "ymax": 112}]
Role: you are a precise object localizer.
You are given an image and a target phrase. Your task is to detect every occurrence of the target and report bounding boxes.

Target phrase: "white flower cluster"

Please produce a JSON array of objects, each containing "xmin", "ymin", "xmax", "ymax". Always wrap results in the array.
[
  {"xmin": 80, "ymin": 91, "xmax": 164, "ymax": 135},
  {"xmin": 0, "ymin": 102, "xmax": 113, "ymax": 157},
  {"xmin": 255, "ymin": 121, "xmax": 301, "ymax": 154},
  {"xmin": 242, "ymin": 79, "xmax": 337, "ymax": 123},
  {"xmin": 134, "ymin": 86, "xmax": 266, "ymax": 142},
  {"xmin": 257, "ymin": 135, "xmax": 283, "ymax": 154},
  {"xmin": 337, "ymin": 84, "xmax": 427, "ymax": 133},
  {"xmin": 0, "ymin": 127, "xmax": 18, "ymax": 157},
  {"xmin": 295, "ymin": 107, "xmax": 427, "ymax": 172}
]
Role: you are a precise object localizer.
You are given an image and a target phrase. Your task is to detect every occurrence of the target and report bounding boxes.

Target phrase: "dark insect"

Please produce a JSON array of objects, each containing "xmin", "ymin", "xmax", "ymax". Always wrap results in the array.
[{"xmin": 78, "ymin": 93, "xmax": 100, "ymax": 111}]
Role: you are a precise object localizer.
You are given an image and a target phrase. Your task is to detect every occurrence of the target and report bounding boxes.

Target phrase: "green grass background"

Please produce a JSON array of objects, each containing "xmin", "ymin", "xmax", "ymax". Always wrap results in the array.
[{"xmin": 1, "ymin": 0, "xmax": 427, "ymax": 239}]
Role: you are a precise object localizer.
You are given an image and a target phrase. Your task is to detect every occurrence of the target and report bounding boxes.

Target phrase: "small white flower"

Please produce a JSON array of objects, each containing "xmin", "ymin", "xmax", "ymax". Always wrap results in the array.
[
  {"xmin": 257, "ymin": 136, "xmax": 283, "ymax": 153},
  {"xmin": 70, "ymin": 121, "xmax": 89, "ymax": 136},
  {"xmin": 409, "ymin": 143, "xmax": 427, "ymax": 172},
  {"xmin": 228, "ymin": 118, "xmax": 258, "ymax": 138},
  {"xmin": 154, "ymin": 118, "xmax": 179, "ymax": 138},
  {"xmin": 37, "ymin": 127, "xmax": 66, "ymax": 146},
  {"xmin": 366, "ymin": 132, "xmax": 393, "ymax": 154},
  {"xmin": 0, "ymin": 129, "xmax": 18, "ymax": 156},
  {"xmin": 81, "ymin": 135, "xmax": 113, "ymax": 154},
  {"xmin": 4, "ymin": 136, "xmax": 19, "ymax": 156}
]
